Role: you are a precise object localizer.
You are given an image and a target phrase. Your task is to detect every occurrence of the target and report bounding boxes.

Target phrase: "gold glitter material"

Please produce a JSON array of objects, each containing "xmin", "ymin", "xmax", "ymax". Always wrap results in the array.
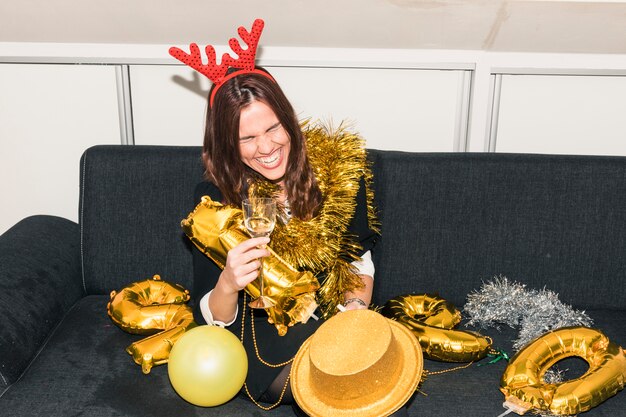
[
  {"xmin": 291, "ymin": 310, "xmax": 423, "ymax": 417},
  {"xmin": 249, "ymin": 122, "xmax": 380, "ymax": 319}
]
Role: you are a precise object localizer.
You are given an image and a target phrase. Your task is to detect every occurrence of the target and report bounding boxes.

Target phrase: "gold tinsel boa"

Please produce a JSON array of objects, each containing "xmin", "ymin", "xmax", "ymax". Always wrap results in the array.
[{"xmin": 250, "ymin": 122, "xmax": 379, "ymax": 319}]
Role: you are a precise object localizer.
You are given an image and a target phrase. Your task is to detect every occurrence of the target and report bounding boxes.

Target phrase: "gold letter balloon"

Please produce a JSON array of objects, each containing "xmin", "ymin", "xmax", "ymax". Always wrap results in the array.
[
  {"xmin": 168, "ymin": 325, "xmax": 248, "ymax": 407},
  {"xmin": 382, "ymin": 294, "xmax": 492, "ymax": 362},
  {"xmin": 501, "ymin": 326, "xmax": 626, "ymax": 415},
  {"xmin": 107, "ymin": 275, "xmax": 196, "ymax": 373},
  {"xmin": 181, "ymin": 196, "xmax": 320, "ymax": 336}
]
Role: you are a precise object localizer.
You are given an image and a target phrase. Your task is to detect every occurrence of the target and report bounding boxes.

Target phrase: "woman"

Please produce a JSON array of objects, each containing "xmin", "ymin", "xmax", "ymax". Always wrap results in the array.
[{"xmin": 190, "ymin": 66, "xmax": 380, "ymax": 413}]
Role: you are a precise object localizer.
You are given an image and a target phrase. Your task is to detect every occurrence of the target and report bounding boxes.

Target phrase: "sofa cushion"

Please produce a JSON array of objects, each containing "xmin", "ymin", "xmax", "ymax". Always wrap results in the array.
[
  {"xmin": 1, "ymin": 296, "xmax": 623, "ymax": 416},
  {"xmin": 0, "ymin": 296, "xmax": 295, "ymax": 416}
]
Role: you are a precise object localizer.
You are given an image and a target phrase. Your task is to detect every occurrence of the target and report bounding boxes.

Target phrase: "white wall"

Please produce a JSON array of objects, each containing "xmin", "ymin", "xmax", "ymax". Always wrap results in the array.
[
  {"xmin": 129, "ymin": 64, "xmax": 468, "ymax": 151},
  {"xmin": 494, "ymin": 74, "xmax": 626, "ymax": 155},
  {"xmin": 2, "ymin": 43, "xmax": 626, "ymax": 234},
  {"xmin": 0, "ymin": 63, "xmax": 121, "ymax": 233},
  {"xmin": 130, "ymin": 64, "xmax": 210, "ymax": 146}
]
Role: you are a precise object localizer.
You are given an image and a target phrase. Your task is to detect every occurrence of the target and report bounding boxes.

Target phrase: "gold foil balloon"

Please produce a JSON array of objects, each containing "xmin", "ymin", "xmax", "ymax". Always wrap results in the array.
[
  {"xmin": 168, "ymin": 325, "xmax": 248, "ymax": 407},
  {"xmin": 500, "ymin": 326, "xmax": 626, "ymax": 416},
  {"xmin": 181, "ymin": 196, "xmax": 320, "ymax": 336},
  {"xmin": 382, "ymin": 294, "xmax": 492, "ymax": 362},
  {"xmin": 107, "ymin": 275, "xmax": 196, "ymax": 373}
]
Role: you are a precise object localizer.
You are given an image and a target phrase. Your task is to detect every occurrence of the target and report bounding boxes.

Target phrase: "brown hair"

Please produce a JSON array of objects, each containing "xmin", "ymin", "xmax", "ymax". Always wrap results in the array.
[{"xmin": 202, "ymin": 68, "xmax": 322, "ymax": 220}]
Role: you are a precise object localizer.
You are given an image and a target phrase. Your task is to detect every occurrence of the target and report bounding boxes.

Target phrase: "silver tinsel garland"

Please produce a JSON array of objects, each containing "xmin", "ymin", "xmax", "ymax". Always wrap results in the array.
[{"xmin": 463, "ymin": 276, "xmax": 593, "ymax": 352}]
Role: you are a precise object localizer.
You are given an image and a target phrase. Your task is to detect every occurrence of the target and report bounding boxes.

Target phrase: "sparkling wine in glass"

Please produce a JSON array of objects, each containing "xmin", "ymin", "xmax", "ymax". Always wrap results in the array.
[{"xmin": 242, "ymin": 198, "xmax": 276, "ymax": 309}]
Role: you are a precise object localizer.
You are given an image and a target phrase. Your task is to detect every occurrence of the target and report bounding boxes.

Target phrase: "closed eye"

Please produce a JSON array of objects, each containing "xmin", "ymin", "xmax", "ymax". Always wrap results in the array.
[
  {"xmin": 240, "ymin": 123, "xmax": 281, "ymax": 141},
  {"xmin": 267, "ymin": 122, "xmax": 281, "ymax": 133}
]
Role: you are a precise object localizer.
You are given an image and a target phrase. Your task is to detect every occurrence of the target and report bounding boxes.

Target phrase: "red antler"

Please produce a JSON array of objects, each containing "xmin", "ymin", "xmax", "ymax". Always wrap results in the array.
[
  {"xmin": 169, "ymin": 19, "xmax": 265, "ymax": 86},
  {"xmin": 228, "ymin": 19, "xmax": 264, "ymax": 71},
  {"xmin": 169, "ymin": 43, "xmax": 233, "ymax": 84}
]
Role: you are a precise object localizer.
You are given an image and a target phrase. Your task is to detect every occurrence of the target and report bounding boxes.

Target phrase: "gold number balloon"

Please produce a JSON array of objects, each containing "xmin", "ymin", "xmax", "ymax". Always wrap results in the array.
[
  {"xmin": 107, "ymin": 274, "xmax": 196, "ymax": 373},
  {"xmin": 382, "ymin": 294, "xmax": 492, "ymax": 362},
  {"xmin": 501, "ymin": 326, "xmax": 626, "ymax": 416}
]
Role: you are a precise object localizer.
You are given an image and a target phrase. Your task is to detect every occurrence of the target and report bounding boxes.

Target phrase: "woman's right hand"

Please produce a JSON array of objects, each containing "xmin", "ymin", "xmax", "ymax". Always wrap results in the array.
[{"xmin": 217, "ymin": 236, "xmax": 270, "ymax": 294}]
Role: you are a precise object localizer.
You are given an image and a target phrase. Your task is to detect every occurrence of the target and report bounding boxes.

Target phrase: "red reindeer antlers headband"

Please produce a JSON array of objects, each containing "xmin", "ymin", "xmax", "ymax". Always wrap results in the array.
[{"xmin": 169, "ymin": 18, "xmax": 274, "ymax": 107}]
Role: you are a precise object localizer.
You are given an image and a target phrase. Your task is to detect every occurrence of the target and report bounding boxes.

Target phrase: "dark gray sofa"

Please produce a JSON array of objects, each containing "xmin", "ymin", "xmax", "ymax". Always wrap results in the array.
[{"xmin": 1, "ymin": 145, "xmax": 624, "ymax": 417}]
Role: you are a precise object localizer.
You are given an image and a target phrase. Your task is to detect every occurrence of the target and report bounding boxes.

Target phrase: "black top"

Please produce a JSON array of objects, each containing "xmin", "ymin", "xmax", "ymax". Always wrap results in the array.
[{"xmin": 191, "ymin": 177, "xmax": 377, "ymax": 400}]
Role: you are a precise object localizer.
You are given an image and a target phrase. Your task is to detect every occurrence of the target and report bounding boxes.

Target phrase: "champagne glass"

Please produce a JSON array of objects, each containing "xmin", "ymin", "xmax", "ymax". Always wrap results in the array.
[{"xmin": 242, "ymin": 197, "xmax": 277, "ymax": 308}]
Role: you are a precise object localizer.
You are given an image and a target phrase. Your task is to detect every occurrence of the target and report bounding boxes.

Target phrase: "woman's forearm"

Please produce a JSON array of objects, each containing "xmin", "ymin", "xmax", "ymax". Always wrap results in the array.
[{"xmin": 207, "ymin": 276, "xmax": 241, "ymax": 323}]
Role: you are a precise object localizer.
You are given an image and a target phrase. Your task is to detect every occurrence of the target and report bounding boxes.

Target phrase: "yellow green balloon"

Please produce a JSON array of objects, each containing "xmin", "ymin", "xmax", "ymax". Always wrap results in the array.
[{"xmin": 168, "ymin": 325, "xmax": 248, "ymax": 406}]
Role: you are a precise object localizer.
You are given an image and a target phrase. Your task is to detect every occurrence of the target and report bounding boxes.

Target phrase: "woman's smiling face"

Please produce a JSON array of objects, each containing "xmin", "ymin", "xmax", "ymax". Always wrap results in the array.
[{"xmin": 238, "ymin": 100, "xmax": 291, "ymax": 182}]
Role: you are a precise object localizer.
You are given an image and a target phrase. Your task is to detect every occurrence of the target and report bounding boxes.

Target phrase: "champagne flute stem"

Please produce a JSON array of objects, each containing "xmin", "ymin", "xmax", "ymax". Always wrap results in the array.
[{"xmin": 258, "ymin": 256, "xmax": 264, "ymax": 298}]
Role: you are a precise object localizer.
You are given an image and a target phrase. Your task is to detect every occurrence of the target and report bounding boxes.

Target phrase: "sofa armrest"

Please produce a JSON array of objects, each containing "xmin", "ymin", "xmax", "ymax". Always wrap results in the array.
[{"xmin": 0, "ymin": 215, "xmax": 83, "ymax": 391}]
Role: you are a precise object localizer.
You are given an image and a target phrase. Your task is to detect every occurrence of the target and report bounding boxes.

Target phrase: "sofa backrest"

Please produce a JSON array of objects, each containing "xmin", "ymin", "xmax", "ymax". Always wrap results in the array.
[
  {"xmin": 80, "ymin": 146, "xmax": 626, "ymax": 311},
  {"xmin": 368, "ymin": 150, "xmax": 626, "ymax": 310},
  {"xmin": 80, "ymin": 145, "xmax": 204, "ymax": 295}
]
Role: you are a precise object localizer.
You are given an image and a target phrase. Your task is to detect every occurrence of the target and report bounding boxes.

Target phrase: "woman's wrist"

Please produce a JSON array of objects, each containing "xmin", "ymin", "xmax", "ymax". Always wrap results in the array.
[
  {"xmin": 343, "ymin": 297, "xmax": 368, "ymax": 308},
  {"xmin": 216, "ymin": 272, "xmax": 242, "ymax": 295},
  {"xmin": 210, "ymin": 280, "xmax": 240, "ymax": 323}
]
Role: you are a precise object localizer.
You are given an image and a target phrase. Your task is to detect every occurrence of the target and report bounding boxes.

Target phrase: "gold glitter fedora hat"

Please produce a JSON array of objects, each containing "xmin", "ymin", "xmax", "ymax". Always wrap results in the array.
[{"xmin": 291, "ymin": 309, "xmax": 423, "ymax": 417}]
